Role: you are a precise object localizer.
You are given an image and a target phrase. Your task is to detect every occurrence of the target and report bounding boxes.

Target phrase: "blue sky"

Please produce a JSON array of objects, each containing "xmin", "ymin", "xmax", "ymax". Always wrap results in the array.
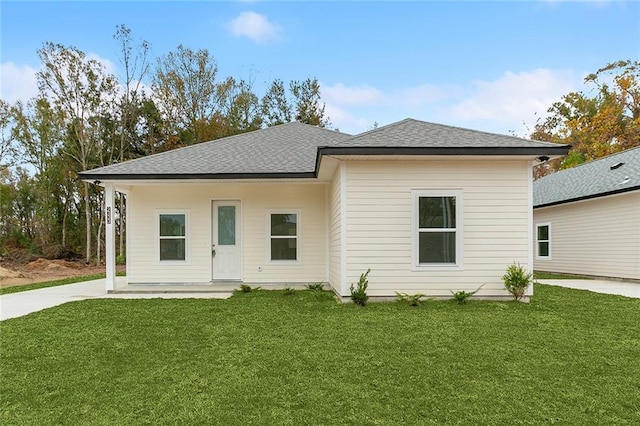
[{"xmin": 1, "ymin": 1, "xmax": 639, "ymax": 135}]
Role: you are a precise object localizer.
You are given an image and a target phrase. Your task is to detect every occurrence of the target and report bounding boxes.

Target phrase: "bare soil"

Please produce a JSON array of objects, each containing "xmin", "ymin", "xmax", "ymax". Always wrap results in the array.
[{"xmin": 0, "ymin": 259, "xmax": 125, "ymax": 289}]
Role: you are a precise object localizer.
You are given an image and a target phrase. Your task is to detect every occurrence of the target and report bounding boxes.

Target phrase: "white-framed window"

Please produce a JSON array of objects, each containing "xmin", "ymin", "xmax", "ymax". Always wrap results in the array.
[
  {"xmin": 157, "ymin": 211, "xmax": 188, "ymax": 263},
  {"xmin": 268, "ymin": 211, "xmax": 300, "ymax": 262},
  {"xmin": 412, "ymin": 190, "xmax": 463, "ymax": 270},
  {"xmin": 536, "ymin": 223, "xmax": 551, "ymax": 259}
]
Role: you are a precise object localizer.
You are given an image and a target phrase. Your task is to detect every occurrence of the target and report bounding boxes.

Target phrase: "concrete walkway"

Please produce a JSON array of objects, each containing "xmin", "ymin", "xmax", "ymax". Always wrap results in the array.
[
  {"xmin": 537, "ymin": 279, "xmax": 640, "ymax": 299},
  {"xmin": 0, "ymin": 279, "xmax": 233, "ymax": 321}
]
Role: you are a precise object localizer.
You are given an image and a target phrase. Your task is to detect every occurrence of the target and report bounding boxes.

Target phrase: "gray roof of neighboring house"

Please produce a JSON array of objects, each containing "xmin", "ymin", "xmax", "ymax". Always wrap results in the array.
[
  {"xmin": 533, "ymin": 146, "xmax": 640, "ymax": 208},
  {"xmin": 80, "ymin": 118, "xmax": 570, "ymax": 180}
]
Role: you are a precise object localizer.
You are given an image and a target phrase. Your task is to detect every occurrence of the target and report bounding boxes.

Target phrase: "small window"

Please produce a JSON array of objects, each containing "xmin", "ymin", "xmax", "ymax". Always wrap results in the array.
[
  {"xmin": 536, "ymin": 224, "xmax": 550, "ymax": 259},
  {"xmin": 269, "ymin": 212, "xmax": 299, "ymax": 262},
  {"xmin": 159, "ymin": 213, "xmax": 187, "ymax": 262},
  {"xmin": 412, "ymin": 190, "xmax": 463, "ymax": 269}
]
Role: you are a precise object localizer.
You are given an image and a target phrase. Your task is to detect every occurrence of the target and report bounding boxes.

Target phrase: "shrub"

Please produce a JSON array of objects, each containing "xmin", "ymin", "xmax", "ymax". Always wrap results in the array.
[
  {"xmin": 350, "ymin": 268, "xmax": 370, "ymax": 306},
  {"xmin": 450, "ymin": 284, "xmax": 485, "ymax": 305},
  {"xmin": 237, "ymin": 284, "xmax": 260, "ymax": 294},
  {"xmin": 395, "ymin": 292, "xmax": 428, "ymax": 307},
  {"xmin": 116, "ymin": 254, "xmax": 126, "ymax": 265},
  {"xmin": 305, "ymin": 282, "xmax": 325, "ymax": 291},
  {"xmin": 502, "ymin": 263, "xmax": 533, "ymax": 300}
]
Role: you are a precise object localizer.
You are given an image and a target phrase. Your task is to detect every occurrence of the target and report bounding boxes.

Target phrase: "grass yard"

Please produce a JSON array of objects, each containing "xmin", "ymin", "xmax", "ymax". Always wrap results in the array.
[{"xmin": 1, "ymin": 285, "xmax": 639, "ymax": 425}]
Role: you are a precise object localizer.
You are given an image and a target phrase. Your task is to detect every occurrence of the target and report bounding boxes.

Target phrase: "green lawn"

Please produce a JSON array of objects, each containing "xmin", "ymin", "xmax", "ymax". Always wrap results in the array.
[{"xmin": 1, "ymin": 285, "xmax": 639, "ymax": 425}]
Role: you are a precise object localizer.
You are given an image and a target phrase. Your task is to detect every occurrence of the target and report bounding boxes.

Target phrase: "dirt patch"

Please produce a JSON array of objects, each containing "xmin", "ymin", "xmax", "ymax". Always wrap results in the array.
[{"xmin": 0, "ymin": 259, "xmax": 125, "ymax": 289}]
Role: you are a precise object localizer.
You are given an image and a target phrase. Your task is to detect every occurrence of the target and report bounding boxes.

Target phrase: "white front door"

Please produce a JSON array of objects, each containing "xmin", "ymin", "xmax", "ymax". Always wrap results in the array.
[{"xmin": 212, "ymin": 200, "xmax": 241, "ymax": 280}]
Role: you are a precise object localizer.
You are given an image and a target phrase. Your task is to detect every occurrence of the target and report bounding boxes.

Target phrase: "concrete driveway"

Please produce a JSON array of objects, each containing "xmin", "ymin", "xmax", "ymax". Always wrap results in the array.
[
  {"xmin": 0, "ymin": 279, "xmax": 233, "ymax": 321},
  {"xmin": 537, "ymin": 279, "xmax": 640, "ymax": 299}
]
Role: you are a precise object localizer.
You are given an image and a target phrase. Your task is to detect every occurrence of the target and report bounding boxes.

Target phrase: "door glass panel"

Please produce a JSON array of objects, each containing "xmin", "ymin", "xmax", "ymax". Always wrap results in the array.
[{"xmin": 218, "ymin": 206, "xmax": 236, "ymax": 245}]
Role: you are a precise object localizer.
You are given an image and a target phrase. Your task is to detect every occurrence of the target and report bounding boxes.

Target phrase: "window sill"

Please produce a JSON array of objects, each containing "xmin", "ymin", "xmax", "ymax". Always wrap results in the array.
[{"xmin": 412, "ymin": 264, "xmax": 463, "ymax": 272}]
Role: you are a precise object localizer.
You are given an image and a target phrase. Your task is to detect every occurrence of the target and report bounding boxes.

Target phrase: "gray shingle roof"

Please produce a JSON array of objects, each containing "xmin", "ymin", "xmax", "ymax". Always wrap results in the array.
[
  {"xmin": 533, "ymin": 147, "xmax": 640, "ymax": 208},
  {"xmin": 82, "ymin": 122, "xmax": 351, "ymax": 178},
  {"xmin": 333, "ymin": 118, "xmax": 565, "ymax": 149},
  {"xmin": 80, "ymin": 118, "xmax": 570, "ymax": 180}
]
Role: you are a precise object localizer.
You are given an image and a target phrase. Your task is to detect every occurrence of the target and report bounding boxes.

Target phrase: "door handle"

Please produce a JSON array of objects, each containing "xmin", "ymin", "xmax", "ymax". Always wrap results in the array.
[{"xmin": 212, "ymin": 244, "xmax": 216, "ymax": 257}]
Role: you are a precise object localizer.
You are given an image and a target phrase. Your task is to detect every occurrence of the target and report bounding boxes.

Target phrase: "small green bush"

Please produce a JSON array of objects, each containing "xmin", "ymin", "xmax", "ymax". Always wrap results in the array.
[
  {"xmin": 350, "ymin": 268, "xmax": 370, "ymax": 306},
  {"xmin": 237, "ymin": 284, "xmax": 260, "ymax": 294},
  {"xmin": 395, "ymin": 292, "xmax": 428, "ymax": 307},
  {"xmin": 503, "ymin": 263, "xmax": 533, "ymax": 300},
  {"xmin": 450, "ymin": 284, "xmax": 485, "ymax": 304},
  {"xmin": 116, "ymin": 254, "xmax": 126, "ymax": 265},
  {"xmin": 305, "ymin": 282, "xmax": 325, "ymax": 291}
]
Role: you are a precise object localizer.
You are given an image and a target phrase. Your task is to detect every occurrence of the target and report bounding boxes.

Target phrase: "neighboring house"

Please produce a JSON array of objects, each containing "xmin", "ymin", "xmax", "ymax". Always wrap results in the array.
[
  {"xmin": 533, "ymin": 147, "xmax": 640, "ymax": 280},
  {"xmin": 80, "ymin": 118, "xmax": 568, "ymax": 299}
]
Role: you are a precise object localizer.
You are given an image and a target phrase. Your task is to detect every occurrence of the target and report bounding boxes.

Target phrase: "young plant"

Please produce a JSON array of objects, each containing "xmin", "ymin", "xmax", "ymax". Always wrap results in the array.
[
  {"xmin": 283, "ymin": 286, "xmax": 295, "ymax": 296},
  {"xmin": 395, "ymin": 292, "xmax": 428, "ymax": 307},
  {"xmin": 305, "ymin": 282, "xmax": 325, "ymax": 291},
  {"xmin": 237, "ymin": 284, "xmax": 260, "ymax": 294},
  {"xmin": 350, "ymin": 268, "xmax": 371, "ymax": 306},
  {"xmin": 502, "ymin": 262, "xmax": 533, "ymax": 300},
  {"xmin": 450, "ymin": 284, "xmax": 485, "ymax": 305}
]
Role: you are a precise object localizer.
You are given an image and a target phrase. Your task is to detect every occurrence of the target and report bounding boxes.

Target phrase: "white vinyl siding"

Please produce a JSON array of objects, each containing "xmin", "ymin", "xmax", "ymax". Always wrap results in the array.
[
  {"xmin": 345, "ymin": 159, "xmax": 532, "ymax": 297},
  {"xmin": 127, "ymin": 183, "xmax": 327, "ymax": 284},
  {"xmin": 533, "ymin": 191, "xmax": 640, "ymax": 280},
  {"xmin": 328, "ymin": 165, "xmax": 343, "ymax": 293}
]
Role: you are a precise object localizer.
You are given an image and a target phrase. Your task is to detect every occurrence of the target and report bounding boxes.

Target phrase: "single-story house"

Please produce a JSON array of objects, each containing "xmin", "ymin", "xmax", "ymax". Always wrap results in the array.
[
  {"xmin": 80, "ymin": 118, "xmax": 569, "ymax": 299},
  {"xmin": 533, "ymin": 147, "xmax": 640, "ymax": 280}
]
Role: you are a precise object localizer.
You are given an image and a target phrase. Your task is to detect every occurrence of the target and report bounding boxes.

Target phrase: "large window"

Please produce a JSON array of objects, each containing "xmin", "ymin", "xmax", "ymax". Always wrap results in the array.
[
  {"xmin": 536, "ymin": 223, "xmax": 551, "ymax": 259},
  {"xmin": 412, "ymin": 190, "xmax": 462, "ymax": 269},
  {"xmin": 158, "ymin": 212, "xmax": 187, "ymax": 262},
  {"xmin": 269, "ymin": 212, "xmax": 299, "ymax": 262}
]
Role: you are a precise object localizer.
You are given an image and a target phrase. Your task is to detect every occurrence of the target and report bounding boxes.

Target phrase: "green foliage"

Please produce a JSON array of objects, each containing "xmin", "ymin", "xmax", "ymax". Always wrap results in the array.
[
  {"xmin": 282, "ymin": 286, "xmax": 295, "ymax": 296},
  {"xmin": 534, "ymin": 272, "xmax": 592, "ymax": 280},
  {"xmin": 349, "ymin": 268, "xmax": 370, "ymax": 306},
  {"xmin": 395, "ymin": 292, "xmax": 428, "ymax": 307},
  {"xmin": 503, "ymin": 263, "xmax": 533, "ymax": 300},
  {"xmin": 450, "ymin": 284, "xmax": 485, "ymax": 305},
  {"xmin": 115, "ymin": 254, "xmax": 126, "ymax": 265},
  {"xmin": 305, "ymin": 282, "xmax": 325, "ymax": 291},
  {"xmin": 237, "ymin": 284, "xmax": 260, "ymax": 294}
]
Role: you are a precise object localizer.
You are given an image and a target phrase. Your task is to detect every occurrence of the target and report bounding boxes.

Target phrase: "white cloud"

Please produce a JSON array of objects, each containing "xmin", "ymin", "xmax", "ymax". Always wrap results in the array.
[
  {"xmin": 322, "ymin": 83, "xmax": 384, "ymax": 106},
  {"xmin": 86, "ymin": 52, "xmax": 118, "ymax": 76},
  {"xmin": 449, "ymin": 68, "xmax": 579, "ymax": 132},
  {"xmin": 1, "ymin": 62, "xmax": 39, "ymax": 104},
  {"xmin": 228, "ymin": 11, "xmax": 280, "ymax": 44}
]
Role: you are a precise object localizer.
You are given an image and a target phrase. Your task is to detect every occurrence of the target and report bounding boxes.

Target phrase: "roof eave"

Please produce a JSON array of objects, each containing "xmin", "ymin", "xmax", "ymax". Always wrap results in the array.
[
  {"xmin": 317, "ymin": 146, "xmax": 570, "ymax": 156},
  {"xmin": 78, "ymin": 171, "xmax": 317, "ymax": 182}
]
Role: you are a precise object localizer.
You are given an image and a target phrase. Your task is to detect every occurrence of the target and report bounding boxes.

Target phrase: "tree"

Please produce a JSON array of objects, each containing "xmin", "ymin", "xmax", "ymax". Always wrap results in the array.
[
  {"xmin": 532, "ymin": 60, "xmax": 640, "ymax": 176},
  {"xmin": 152, "ymin": 45, "xmax": 224, "ymax": 144},
  {"xmin": 37, "ymin": 42, "xmax": 118, "ymax": 262},
  {"xmin": 261, "ymin": 79, "xmax": 291, "ymax": 127},
  {"xmin": 290, "ymin": 78, "xmax": 330, "ymax": 127},
  {"xmin": 0, "ymin": 100, "xmax": 17, "ymax": 169}
]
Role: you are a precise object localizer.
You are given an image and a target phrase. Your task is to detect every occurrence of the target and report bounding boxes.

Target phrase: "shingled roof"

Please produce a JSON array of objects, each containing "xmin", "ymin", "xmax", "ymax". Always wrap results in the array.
[
  {"xmin": 533, "ymin": 146, "xmax": 640, "ymax": 208},
  {"xmin": 80, "ymin": 118, "xmax": 570, "ymax": 181}
]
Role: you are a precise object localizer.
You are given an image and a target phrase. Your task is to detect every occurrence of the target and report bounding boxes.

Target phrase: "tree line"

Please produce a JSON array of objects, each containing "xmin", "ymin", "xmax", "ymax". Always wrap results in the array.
[{"xmin": 0, "ymin": 25, "xmax": 329, "ymax": 264}]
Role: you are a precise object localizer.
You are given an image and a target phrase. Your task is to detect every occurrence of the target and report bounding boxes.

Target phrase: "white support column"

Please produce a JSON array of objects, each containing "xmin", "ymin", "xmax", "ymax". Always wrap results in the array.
[{"xmin": 105, "ymin": 184, "xmax": 116, "ymax": 291}]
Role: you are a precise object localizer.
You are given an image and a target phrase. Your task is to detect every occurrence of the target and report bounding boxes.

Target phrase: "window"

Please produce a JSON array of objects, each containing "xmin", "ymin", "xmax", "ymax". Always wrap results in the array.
[
  {"xmin": 158, "ymin": 213, "xmax": 187, "ymax": 262},
  {"xmin": 412, "ymin": 190, "xmax": 462, "ymax": 269},
  {"xmin": 536, "ymin": 223, "xmax": 550, "ymax": 259},
  {"xmin": 269, "ymin": 212, "xmax": 299, "ymax": 262}
]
